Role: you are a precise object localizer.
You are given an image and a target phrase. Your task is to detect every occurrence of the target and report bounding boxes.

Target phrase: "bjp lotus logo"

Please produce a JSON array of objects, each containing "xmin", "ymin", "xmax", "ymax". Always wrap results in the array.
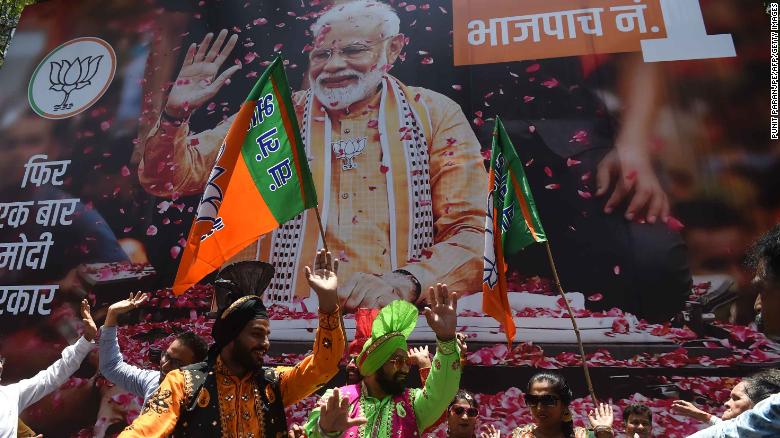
[
  {"xmin": 48, "ymin": 55, "xmax": 104, "ymax": 111},
  {"xmin": 28, "ymin": 37, "xmax": 116, "ymax": 119},
  {"xmin": 332, "ymin": 137, "xmax": 367, "ymax": 171}
]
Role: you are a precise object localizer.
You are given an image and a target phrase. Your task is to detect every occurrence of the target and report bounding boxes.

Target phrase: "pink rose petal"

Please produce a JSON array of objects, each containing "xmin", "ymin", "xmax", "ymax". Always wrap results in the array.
[{"xmin": 525, "ymin": 63, "xmax": 541, "ymax": 73}]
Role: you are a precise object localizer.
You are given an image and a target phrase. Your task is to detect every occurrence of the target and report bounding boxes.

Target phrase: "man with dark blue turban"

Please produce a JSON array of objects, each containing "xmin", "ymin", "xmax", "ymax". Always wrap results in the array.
[{"xmin": 121, "ymin": 249, "xmax": 345, "ymax": 438}]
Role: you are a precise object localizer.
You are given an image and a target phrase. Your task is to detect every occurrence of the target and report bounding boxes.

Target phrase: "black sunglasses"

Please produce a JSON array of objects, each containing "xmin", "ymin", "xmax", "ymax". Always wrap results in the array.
[
  {"xmin": 525, "ymin": 394, "xmax": 560, "ymax": 407},
  {"xmin": 451, "ymin": 406, "xmax": 479, "ymax": 417}
]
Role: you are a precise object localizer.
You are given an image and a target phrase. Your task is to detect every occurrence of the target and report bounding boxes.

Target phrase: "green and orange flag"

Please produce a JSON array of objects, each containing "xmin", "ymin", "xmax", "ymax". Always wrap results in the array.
[
  {"xmin": 482, "ymin": 116, "xmax": 547, "ymax": 344},
  {"xmin": 173, "ymin": 56, "xmax": 316, "ymax": 295}
]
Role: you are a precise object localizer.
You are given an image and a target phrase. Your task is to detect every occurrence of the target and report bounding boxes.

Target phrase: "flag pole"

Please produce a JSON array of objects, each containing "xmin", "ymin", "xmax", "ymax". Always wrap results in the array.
[
  {"xmin": 313, "ymin": 207, "xmax": 330, "ymax": 254},
  {"xmin": 543, "ymin": 240, "xmax": 598, "ymax": 405}
]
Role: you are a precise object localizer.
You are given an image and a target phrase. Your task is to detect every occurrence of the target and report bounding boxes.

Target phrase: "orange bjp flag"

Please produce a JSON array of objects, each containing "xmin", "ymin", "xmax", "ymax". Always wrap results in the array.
[{"xmin": 173, "ymin": 56, "xmax": 317, "ymax": 295}]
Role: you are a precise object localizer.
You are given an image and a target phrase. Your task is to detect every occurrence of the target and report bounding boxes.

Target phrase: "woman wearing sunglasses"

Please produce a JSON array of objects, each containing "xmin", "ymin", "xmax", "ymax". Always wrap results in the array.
[
  {"xmin": 448, "ymin": 389, "xmax": 480, "ymax": 438},
  {"xmin": 511, "ymin": 373, "xmax": 614, "ymax": 438}
]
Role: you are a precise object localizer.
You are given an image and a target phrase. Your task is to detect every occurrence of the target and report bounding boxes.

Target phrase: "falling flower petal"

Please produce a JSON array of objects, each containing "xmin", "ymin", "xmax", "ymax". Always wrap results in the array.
[
  {"xmin": 544, "ymin": 183, "xmax": 560, "ymax": 190},
  {"xmin": 577, "ymin": 190, "xmax": 592, "ymax": 199},
  {"xmin": 243, "ymin": 52, "xmax": 258, "ymax": 64},
  {"xmin": 587, "ymin": 293, "xmax": 603, "ymax": 302},
  {"xmin": 525, "ymin": 63, "xmax": 541, "ymax": 73},
  {"xmin": 581, "ymin": 171, "xmax": 592, "ymax": 182},
  {"xmin": 566, "ymin": 158, "xmax": 581, "ymax": 167},
  {"xmin": 146, "ymin": 225, "xmax": 158, "ymax": 236},
  {"xmin": 569, "ymin": 130, "xmax": 589, "ymax": 144}
]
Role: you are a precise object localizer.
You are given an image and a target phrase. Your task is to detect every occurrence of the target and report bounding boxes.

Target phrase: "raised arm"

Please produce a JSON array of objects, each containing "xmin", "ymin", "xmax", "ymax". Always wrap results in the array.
[
  {"xmin": 412, "ymin": 284, "xmax": 462, "ymax": 431},
  {"xmin": 99, "ymin": 293, "xmax": 159, "ymax": 400},
  {"xmin": 138, "ymin": 29, "xmax": 240, "ymax": 197},
  {"xmin": 280, "ymin": 249, "xmax": 345, "ymax": 406},
  {"xmin": 14, "ymin": 300, "xmax": 96, "ymax": 410}
]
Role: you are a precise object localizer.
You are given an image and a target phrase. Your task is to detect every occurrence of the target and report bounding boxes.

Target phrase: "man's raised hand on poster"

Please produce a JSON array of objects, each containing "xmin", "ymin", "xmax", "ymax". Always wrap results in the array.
[{"xmin": 164, "ymin": 29, "xmax": 241, "ymax": 119}]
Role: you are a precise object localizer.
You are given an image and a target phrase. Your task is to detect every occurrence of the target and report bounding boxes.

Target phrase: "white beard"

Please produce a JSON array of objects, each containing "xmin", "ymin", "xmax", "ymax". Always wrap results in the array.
[{"xmin": 311, "ymin": 60, "xmax": 387, "ymax": 111}]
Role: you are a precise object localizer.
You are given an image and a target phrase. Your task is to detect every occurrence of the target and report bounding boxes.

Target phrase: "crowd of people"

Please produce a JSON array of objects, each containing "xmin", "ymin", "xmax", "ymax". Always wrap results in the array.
[{"xmin": 2, "ymin": 234, "xmax": 779, "ymax": 437}]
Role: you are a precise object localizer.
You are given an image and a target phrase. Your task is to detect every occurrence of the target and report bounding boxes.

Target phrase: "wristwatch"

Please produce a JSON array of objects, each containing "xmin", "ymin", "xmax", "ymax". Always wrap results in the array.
[{"xmin": 160, "ymin": 110, "xmax": 188, "ymax": 126}]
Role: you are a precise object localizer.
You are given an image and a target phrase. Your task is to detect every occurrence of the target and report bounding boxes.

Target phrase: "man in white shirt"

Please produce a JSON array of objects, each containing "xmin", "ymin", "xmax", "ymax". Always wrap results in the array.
[{"xmin": 0, "ymin": 299, "xmax": 97, "ymax": 438}]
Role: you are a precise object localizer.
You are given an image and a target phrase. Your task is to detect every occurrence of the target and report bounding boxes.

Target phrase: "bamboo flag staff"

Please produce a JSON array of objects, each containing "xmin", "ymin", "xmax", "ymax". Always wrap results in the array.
[
  {"xmin": 544, "ymin": 241, "xmax": 597, "ymax": 404},
  {"xmin": 482, "ymin": 116, "xmax": 597, "ymax": 404},
  {"xmin": 314, "ymin": 207, "xmax": 329, "ymax": 255},
  {"xmin": 172, "ymin": 55, "xmax": 322, "ymax": 295}
]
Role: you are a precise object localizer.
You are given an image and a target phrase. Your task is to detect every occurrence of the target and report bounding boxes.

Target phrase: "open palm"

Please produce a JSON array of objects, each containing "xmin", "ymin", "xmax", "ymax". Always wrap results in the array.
[
  {"xmin": 304, "ymin": 249, "xmax": 340, "ymax": 313},
  {"xmin": 165, "ymin": 29, "xmax": 240, "ymax": 118},
  {"xmin": 318, "ymin": 388, "xmax": 367, "ymax": 434},
  {"xmin": 109, "ymin": 291, "xmax": 149, "ymax": 316},
  {"xmin": 305, "ymin": 249, "xmax": 338, "ymax": 295},
  {"xmin": 423, "ymin": 283, "xmax": 458, "ymax": 341}
]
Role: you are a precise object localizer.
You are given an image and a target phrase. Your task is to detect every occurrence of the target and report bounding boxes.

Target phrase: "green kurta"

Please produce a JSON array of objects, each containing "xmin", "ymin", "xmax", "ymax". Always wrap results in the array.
[{"xmin": 304, "ymin": 338, "xmax": 461, "ymax": 437}]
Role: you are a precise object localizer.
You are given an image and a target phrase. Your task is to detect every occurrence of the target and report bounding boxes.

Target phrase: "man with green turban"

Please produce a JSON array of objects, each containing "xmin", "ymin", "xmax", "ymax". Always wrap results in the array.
[{"xmin": 304, "ymin": 283, "xmax": 461, "ymax": 438}]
